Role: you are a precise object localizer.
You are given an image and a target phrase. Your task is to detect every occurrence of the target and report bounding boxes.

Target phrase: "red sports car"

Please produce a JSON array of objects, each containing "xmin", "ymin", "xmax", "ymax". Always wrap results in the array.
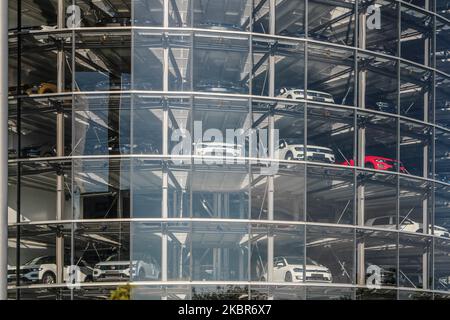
[{"xmin": 340, "ymin": 156, "xmax": 408, "ymax": 174}]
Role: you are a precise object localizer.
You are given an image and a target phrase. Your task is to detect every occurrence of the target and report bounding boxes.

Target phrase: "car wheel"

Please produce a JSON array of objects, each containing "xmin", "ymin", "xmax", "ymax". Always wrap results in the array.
[
  {"xmin": 285, "ymin": 152, "xmax": 294, "ymax": 160},
  {"xmin": 260, "ymin": 276, "xmax": 266, "ymax": 282},
  {"xmin": 84, "ymin": 275, "xmax": 93, "ymax": 282},
  {"xmin": 284, "ymin": 272, "xmax": 293, "ymax": 282},
  {"xmin": 42, "ymin": 272, "xmax": 56, "ymax": 285},
  {"xmin": 287, "ymin": 95, "xmax": 293, "ymax": 99},
  {"xmin": 138, "ymin": 269, "xmax": 146, "ymax": 281},
  {"xmin": 365, "ymin": 162, "xmax": 374, "ymax": 169}
]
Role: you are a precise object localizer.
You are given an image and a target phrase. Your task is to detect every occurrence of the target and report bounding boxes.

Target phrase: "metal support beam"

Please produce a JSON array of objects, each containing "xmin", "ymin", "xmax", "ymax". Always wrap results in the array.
[
  {"xmin": 0, "ymin": 0, "xmax": 8, "ymax": 301},
  {"xmin": 356, "ymin": 10, "xmax": 367, "ymax": 287},
  {"xmin": 55, "ymin": 0, "xmax": 65, "ymax": 287}
]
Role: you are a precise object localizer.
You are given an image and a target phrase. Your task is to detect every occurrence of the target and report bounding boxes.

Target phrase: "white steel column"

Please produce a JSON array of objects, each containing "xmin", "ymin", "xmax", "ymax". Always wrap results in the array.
[{"xmin": 0, "ymin": 0, "xmax": 8, "ymax": 301}]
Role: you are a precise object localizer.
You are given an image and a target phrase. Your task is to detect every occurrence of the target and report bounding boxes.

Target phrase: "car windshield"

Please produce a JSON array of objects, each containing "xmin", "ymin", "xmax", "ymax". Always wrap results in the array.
[
  {"xmin": 284, "ymin": 138, "xmax": 303, "ymax": 145},
  {"xmin": 284, "ymin": 257, "xmax": 318, "ymax": 266}
]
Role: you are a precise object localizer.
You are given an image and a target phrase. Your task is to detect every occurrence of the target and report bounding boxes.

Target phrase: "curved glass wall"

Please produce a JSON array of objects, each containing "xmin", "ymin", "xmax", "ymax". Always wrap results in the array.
[{"xmin": 6, "ymin": 0, "xmax": 450, "ymax": 300}]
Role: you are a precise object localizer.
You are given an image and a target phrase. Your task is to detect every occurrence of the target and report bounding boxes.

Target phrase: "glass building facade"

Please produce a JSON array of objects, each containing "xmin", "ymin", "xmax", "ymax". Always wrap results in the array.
[{"xmin": 6, "ymin": 0, "xmax": 450, "ymax": 299}]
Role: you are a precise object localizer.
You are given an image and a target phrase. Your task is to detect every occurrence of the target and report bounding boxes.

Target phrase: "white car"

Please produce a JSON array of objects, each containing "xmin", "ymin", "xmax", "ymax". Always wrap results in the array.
[
  {"xmin": 262, "ymin": 256, "xmax": 332, "ymax": 283},
  {"xmin": 7, "ymin": 256, "xmax": 93, "ymax": 284},
  {"xmin": 92, "ymin": 253, "xmax": 160, "ymax": 282},
  {"xmin": 278, "ymin": 88, "xmax": 335, "ymax": 103},
  {"xmin": 277, "ymin": 138, "xmax": 335, "ymax": 163},
  {"xmin": 194, "ymin": 141, "xmax": 243, "ymax": 158},
  {"xmin": 366, "ymin": 215, "xmax": 450, "ymax": 237}
]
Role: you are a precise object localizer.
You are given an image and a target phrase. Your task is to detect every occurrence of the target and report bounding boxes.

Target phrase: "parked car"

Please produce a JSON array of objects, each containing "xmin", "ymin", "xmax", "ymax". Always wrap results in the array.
[
  {"xmin": 261, "ymin": 256, "xmax": 332, "ymax": 283},
  {"xmin": 195, "ymin": 80, "xmax": 247, "ymax": 94},
  {"xmin": 340, "ymin": 156, "xmax": 408, "ymax": 174},
  {"xmin": 194, "ymin": 141, "xmax": 244, "ymax": 158},
  {"xmin": 92, "ymin": 253, "xmax": 160, "ymax": 282},
  {"xmin": 366, "ymin": 215, "xmax": 450, "ymax": 237},
  {"xmin": 277, "ymin": 138, "xmax": 335, "ymax": 163},
  {"xmin": 7, "ymin": 256, "xmax": 93, "ymax": 285},
  {"xmin": 278, "ymin": 88, "xmax": 335, "ymax": 103}
]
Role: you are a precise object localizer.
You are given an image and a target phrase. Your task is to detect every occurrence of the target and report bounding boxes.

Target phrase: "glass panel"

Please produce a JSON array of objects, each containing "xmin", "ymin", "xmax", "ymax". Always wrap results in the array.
[
  {"xmin": 169, "ymin": 0, "xmax": 191, "ymax": 27},
  {"xmin": 73, "ymin": 158, "xmax": 130, "ymax": 219},
  {"xmin": 15, "ymin": 224, "xmax": 71, "ymax": 287},
  {"xmin": 10, "ymin": 0, "xmax": 60, "ymax": 30},
  {"xmin": 194, "ymin": 32, "xmax": 250, "ymax": 95},
  {"xmin": 130, "ymin": 222, "xmax": 162, "ymax": 281},
  {"xmin": 191, "ymin": 285, "xmax": 249, "ymax": 300},
  {"xmin": 358, "ymin": 229, "xmax": 398, "ymax": 287},
  {"xmin": 132, "ymin": 30, "xmax": 163, "ymax": 91},
  {"xmin": 435, "ymin": 74, "xmax": 450, "ymax": 129},
  {"xmin": 77, "ymin": 0, "xmax": 132, "ymax": 27},
  {"xmin": 307, "ymin": 165, "xmax": 354, "ymax": 225},
  {"xmin": 400, "ymin": 121, "xmax": 433, "ymax": 178},
  {"xmin": 252, "ymin": 0, "xmax": 270, "ymax": 34},
  {"xmin": 252, "ymin": 37, "xmax": 271, "ymax": 96},
  {"xmin": 192, "ymin": 0, "xmax": 251, "ymax": 32},
  {"xmin": 365, "ymin": 0, "xmax": 399, "ymax": 56},
  {"xmin": 436, "ymin": 1, "xmax": 450, "ymax": 19},
  {"xmin": 250, "ymin": 224, "xmax": 305, "ymax": 283},
  {"xmin": 435, "ymin": 129, "xmax": 450, "ymax": 184},
  {"xmin": 306, "ymin": 225, "xmax": 354, "ymax": 284},
  {"xmin": 359, "ymin": 112, "xmax": 398, "ymax": 172},
  {"xmin": 435, "ymin": 184, "xmax": 450, "ymax": 236},
  {"xmin": 190, "ymin": 165, "xmax": 250, "ymax": 219},
  {"xmin": 400, "ymin": 4, "xmax": 433, "ymax": 65},
  {"xmin": 76, "ymin": 222, "xmax": 130, "ymax": 283},
  {"xmin": 308, "ymin": 0, "xmax": 355, "ymax": 46},
  {"xmin": 18, "ymin": 161, "xmax": 71, "ymax": 222},
  {"xmin": 133, "ymin": 0, "xmax": 163, "ymax": 27},
  {"xmin": 132, "ymin": 95, "xmax": 163, "ymax": 155},
  {"xmin": 399, "ymin": 177, "xmax": 432, "ymax": 235},
  {"xmin": 399, "ymin": 234, "xmax": 431, "ymax": 289},
  {"xmin": 434, "ymin": 238, "xmax": 450, "ymax": 291},
  {"xmin": 399, "ymin": 62, "xmax": 432, "ymax": 121},
  {"xmin": 360, "ymin": 171, "xmax": 398, "ymax": 229},
  {"xmin": 274, "ymin": 40, "xmax": 305, "ymax": 99},
  {"xmin": 74, "ymin": 30, "xmax": 131, "ymax": 92},
  {"xmin": 306, "ymin": 287, "xmax": 354, "ymax": 300},
  {"xmin": 307, "ymin": 105, "xmax": 354, "ymax": 164},
  {"xmin": 273, "ymin": 163, "xmax": 305, "ymax": 222},
  {"xmin": 191, "ymin": 222, "xmax": 248, "ymax": 281},
  {"xmin": 360, "ymin": 53, "xmax": 398, "ymax": 114},
  {"xmin": 275, "ymin": 0, "xmax": 305, "ymax": 37},
  {"xmin": 73, "ymin": 94, "xmax": 131, "ymax": 156},
  {"xmin": 308, "ymin": 43, "xmax": 355, "ymax": 106},
  {"xmin": 131, "ymin": 159, "xmax": 162, "ymax": 218},
  {"xmin": 436, "ymin": 18, "xmax": 450, "ymax": 74}
]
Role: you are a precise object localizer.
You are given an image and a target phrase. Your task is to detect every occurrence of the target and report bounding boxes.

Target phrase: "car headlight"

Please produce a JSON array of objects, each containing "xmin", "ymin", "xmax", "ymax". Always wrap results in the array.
[{"xmin": 293, "ymin": 268, "xmax": 303, "ymax": 273}]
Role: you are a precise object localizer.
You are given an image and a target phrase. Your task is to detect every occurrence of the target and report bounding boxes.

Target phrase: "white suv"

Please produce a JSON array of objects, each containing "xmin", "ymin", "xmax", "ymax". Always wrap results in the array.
[
  {"xmin": 93, "ymin": 253, "xmax": 160, "ymax": 282},
  {"xmin": 278, "ymin": 138, "xmax": 335, "ymax": 163},
  {"xmin": 7, "ymin": 256, "xmax": 93, "ymax": 284},
  {"xmin": 366, "ymin": 216, "xmax": 450, "ymax": 237},
  {"xmin": 262, "ymin": 256, "xmax": 332, "ymax": 283},
  {"xmin": 278, "ymin": 88, "xmax": 335, "ymax": 103}
]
